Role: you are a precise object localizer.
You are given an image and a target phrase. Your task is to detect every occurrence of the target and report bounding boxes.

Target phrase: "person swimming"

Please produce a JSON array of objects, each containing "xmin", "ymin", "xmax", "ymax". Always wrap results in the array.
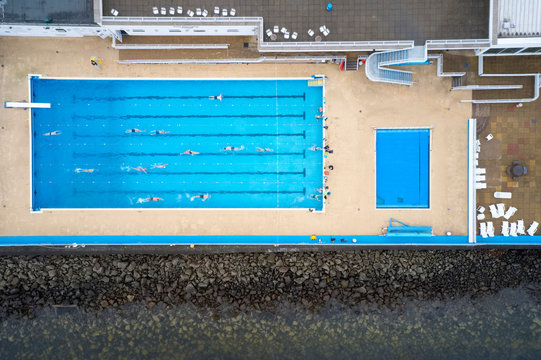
[
  {"xmin": 181, "ymin": 150, "xmax": 199, "ymax": 155},
  {"xmin": 209, "ymin": 93, "xmax": 223, "ymax": 101},
  {"xmin": 311, "ymin": 194, "xmax": 322, "ymax": 201},
  {"xmin": 256, "ymin": 147, "xmax": 274, "ymax": 152},
  {"xmin": 191, "ymin": 194, "xmax": 210, "ymax": 202},
  {"xmin": 223, "ymin": 145, "xmax": 244, "ymax": 151},
  {"xmin": 309, "ymin": 145, "xmax": 323, "ymax": 151},
  {"xmin": 151, "ymin": 130, "xmax": 168, "ymax": 135},
  {"xmin": 43, "ymin": 131, "xmax": 61, "ymax": 136},
  {"xmin": 133, "ymin": 166, "xmax": 147, "ymax": 174},
  {"xmin": 137, "ymin": 197, "xmax": 164, "ymax": 203},
  {"xmin": 126, "ymin": 128, "xmax": 144, "ymax": 133},
  {"xmin": 75, "ymin": 168, "xmax": 95, "ymax": 173},
  {"xmin": 151, "ymin": 163, "xmax": 168, "ymax": 169}
]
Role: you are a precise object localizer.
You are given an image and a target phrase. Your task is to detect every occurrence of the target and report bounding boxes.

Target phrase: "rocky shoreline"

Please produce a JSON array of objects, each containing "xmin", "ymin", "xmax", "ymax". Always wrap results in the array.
[{"xmin": 1, "ymin": 249, "xmax": 540, "ymax": 317}]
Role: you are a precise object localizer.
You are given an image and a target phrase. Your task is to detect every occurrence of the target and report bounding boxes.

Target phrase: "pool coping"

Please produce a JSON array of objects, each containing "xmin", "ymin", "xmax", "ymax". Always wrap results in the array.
[{"xmin": 28, "ymin": 74, "xmax": 327, "ymax": 213}]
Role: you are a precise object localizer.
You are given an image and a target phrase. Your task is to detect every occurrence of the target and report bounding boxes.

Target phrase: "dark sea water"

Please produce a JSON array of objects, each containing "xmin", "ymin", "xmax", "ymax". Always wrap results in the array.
[{"xmin": 1, "ymin": 286, "xmax": 540, "ymax": 359}]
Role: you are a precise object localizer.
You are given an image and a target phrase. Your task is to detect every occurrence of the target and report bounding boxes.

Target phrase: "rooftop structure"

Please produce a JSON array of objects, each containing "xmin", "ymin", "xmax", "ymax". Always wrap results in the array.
[{"xmin": 0, "ymin": 0, "xmax": 95, "ymax": 25}]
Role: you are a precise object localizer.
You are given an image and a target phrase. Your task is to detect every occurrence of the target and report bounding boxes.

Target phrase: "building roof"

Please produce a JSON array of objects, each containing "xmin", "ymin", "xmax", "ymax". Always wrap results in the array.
[
  {"xmin": 1, "ymin": 0, "xmax": 95, "ymax": 25},
  {"xmin": 498, "ymin": 0, "xmax": 541, "ymax": 38},
  {"xmin": 101, "ymin": 0, "xmax": 490, "ymax": 44}
]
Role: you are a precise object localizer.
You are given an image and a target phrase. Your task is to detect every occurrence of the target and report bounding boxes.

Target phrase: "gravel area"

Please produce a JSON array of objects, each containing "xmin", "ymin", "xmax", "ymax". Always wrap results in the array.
[{"xmin": 1, "ymin": 249, "xmax": 540, "ymax": 317}]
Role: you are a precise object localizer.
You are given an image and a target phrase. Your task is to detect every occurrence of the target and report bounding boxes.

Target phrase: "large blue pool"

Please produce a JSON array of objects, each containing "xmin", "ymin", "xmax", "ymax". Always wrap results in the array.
[
  {"xmin": 376, "ymin": 129, "xmax": 430, "ymax": 208},
  {"xmin": 30, "ymin": 77, "xmax": 324, "ymax": 210}
]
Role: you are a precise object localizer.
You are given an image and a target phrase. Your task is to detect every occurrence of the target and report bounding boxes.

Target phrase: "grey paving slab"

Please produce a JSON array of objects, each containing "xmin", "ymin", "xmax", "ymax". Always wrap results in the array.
[
  {"xmin": 102, "ymin": 0, "xmax": 490, "ymax": 44},
  {"xmin": 1, "ymin": 0, "xmax": 94, "ymax": 25}
]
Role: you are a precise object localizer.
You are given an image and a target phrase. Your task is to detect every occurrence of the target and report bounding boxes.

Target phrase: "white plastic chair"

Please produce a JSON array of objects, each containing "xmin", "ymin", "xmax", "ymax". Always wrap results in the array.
[
  {"xmin": 273, "ymin": 26, "xmax": 279, "ymax": 33},
  {"xmin": 265, "ymin": 29, "xmax": 272, "ymax": 37},
  {"xmin": 527, "ymin": 221, "xmax": 539, "ymax": 236},
  {"xmin": 153, "ymin": 7, "xmax": 159, "ymax": 15},
  {"xmin": 476, "ymin": 182, "xmax": 486, "ymax": 189},
  {"xmin": 196, "ymin": 8, "xmax": 202, "ymax": 16},
  {"xmin": 280, "ymin": 27, "xmax": 287, "ymax": 33},
  {"xmin": 517, "ymin": 219, "xmax": 525, "ymax": 235},
  {"xmin": 177, "ymin": 6, "xmax": 183, "ymax": 14},
  {"xmin": 202, "ymin": 9, "xmax": 208, "ymax": 17},
  {"xmin": 502, "ymin": 221, "xmax": 510, "ymax": 237},
  {"xmin": 486, "ymin": 133, "xmax": 494, "ymax": 141},
  {"xmin": 214, "ymin": 7, "xmax": 220, "ymax": 15},
  {"xmin": 169, "ymin": 7, "xmax": 175, "ymax": 15},
  {"xmin": 319, "ymin": 25, "xmax": 326, "ymax": 32},
  {"xmin": 475, "ymin": 168, "xmax": 486, "ymax": 174},
  {"xmin": 487, "ymin": 222, "xmax": 495, "ymax": 237},
  {"xmin": 480, "ymin": 222, "xmax": 488, "ymax": 238},
  {"xmin": 111, "ymin": 9, "xmax": 119, "ymax": 16},
  {"xmin": 292, "ymin": 32, "xmax": 298, "ymax": 40},
  {"xmin": 161, "ymin": 7, "xmax": 166, "ymax": 15},
  {"xmin": 323, "ymin": 29, "xmax": 330, "ymax": 36},
  {"xmin": 284, "ymin": 32, "xmax": 290, "ymax": 39},
  {"xmin": 477, "ymin": 213, "xmax": 485, "ymax": 221},
  {"xmin": 230, "ymin": 8, "xmax": 236, "ymax": 16},
  {"xmin": 187, "ymin": 9, "xmax": 194, "ymax": 17},
  {"xmin": 307, "ymin": 29, "xmax": 315, "ymax": 37},
  {"xmin": 222, "ymin": 8, "xmax": 228, "ymax": 16},
  {"xmin": 476, "ymin": 175, "xmax": 486, "ymax": 182},
  {"xmin": 477, "ymin": 205, "xmax": 485, "ymax": 213}
]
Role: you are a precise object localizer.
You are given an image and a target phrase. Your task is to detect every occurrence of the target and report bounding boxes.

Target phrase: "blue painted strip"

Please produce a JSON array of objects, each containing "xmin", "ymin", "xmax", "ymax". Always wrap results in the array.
[{"xmin": 0, "ymin": 235, "xmax": 540, "ymax": 246}]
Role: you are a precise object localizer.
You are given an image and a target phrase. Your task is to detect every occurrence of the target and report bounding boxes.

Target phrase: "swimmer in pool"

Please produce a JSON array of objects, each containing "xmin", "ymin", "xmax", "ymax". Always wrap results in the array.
[
  {"xmin": 223, "ymin": 145, "xmax": 244, "ymax": 151},
  {"xmin": 209, "ymin": 93, "xmax": 223, "ymax": 101},
  {"xmin": 309, "ymin": 145, "xmax": 323, "ymax": 151},
  {"xmin": 311, "ymin": 194, "xmax": 322, "ymax": 201},
  {"xmin": 151, "ymin": 130, "xmax": 168, "ymax": 135},
  {"xmin": 151, "ymin": 163, "xmax": 168, "ymax": 169},
  {"xmin": 318, "ymin": 107, "xmax": 323, "ymax": 113},
  {"xmin": 137, "ymin": 197, "xmax": 164, "ymax": 203},
  {"xmin": 125, "ymin": 128, "xmax": 144, "ymax": 133},
  {"xmin": 75, "ymin": 168, "xmax": 95, "ymax": 173},
  {"xmin": 256, "ymin": 147, "xmax": 274, "ymax": 152},
  {"xmin": 133, "ymin": 166, "xmax": 147, "ymax": 174},
  {"xmin": 315, "ymin": 115, "xmax": 322, "ymax": 119},
  {"xmin": 191, "ymin": 194, "xmax": 210, "ymax": 202},
  {"xmin": 181, "ymin": 150, "xmax": 199, "ymax": 155},
  {"xmin": 43, "ymin": 131, "xmax": 61, "ymax": 136}
]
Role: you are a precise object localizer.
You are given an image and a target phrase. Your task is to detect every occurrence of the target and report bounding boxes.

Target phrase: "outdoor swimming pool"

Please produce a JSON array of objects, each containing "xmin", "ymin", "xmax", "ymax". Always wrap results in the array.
[
  {"xmin": 30, "ymin": 77, "xmax": 324, "ymax": 210},
  {"xmin": 376, "ymin": 128, "xmax": 430, "ymax": 208}
]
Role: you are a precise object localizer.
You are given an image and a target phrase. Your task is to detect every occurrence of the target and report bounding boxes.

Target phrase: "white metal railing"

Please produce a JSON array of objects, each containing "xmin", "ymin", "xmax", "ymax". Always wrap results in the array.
[
  {"xmin": 114, "ymin": 43, "xmax": 230, "ymax": 49},
  {"xmin": 117, "ymin": 56, "xmax": 344, "ymax": 65},
  {"xmin": 102, "ymin": 16, "xmax": 262, "ymax": 24},
  {"xmin": 467, "ymin": 118, "xmax": 477, "ymax": 244},
  {"xmin": 452, "ymin": 84, "xmax": 523, "ymax": 90},
  {"xmin": 428, "ymin": 54, "xmax": 466, "ymax": 77}
]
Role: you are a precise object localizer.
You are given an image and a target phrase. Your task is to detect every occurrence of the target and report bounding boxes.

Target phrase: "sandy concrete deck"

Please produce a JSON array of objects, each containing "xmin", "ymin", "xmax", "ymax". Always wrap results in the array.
[{"xmin": 0, "ymin": 37, "xmax": 470, "ymax": 237}]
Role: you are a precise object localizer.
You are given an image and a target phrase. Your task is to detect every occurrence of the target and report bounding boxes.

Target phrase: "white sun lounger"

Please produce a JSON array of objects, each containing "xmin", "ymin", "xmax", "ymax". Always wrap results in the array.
[
  {"xmin": 480, "ymin": 222, "xmax": 488, "ymax": 238},
  {"xmin": 494, "ymin": 192, "xmax": 512, "ymax": 199},
  {"xmin": 477, "ymin": 213, "xmax": 485, "ymax": 221},
  {"xmin": 527, "ymin": 221, "xmax": 539, "ymax": 236},
  {"xmin": 487, "ymin": 222, "xmax": 495, "ymax": 237},
  {"xmin": 489, "ymin": 204, "xmax": 499, "ymax": 218},
  {"xmin": 477, "ymin": 205, "xmax": 485, "ymax": 213},
  {"xmin": 161, "ymin": 7, "xmax": 166, "ymax": 15},
  {"xmin": 517, "ymin": 219, "xmax": 525, "ymax": 235},
  {"xmin": 177, "ymin": 6, "xmax": 183, "ymax": 14},
  {"xmin": 502, "ymin": 221, "xmax": 510, "ymax": 237},
  {"xmin": 273, "ymin": 26, "xmax": 279, "ymax": 33},
  {"xmin": 307, "ymin": 29, "xmax": 315, "ymax": 37},
  {"xmin": 292, "ymin": 32, "xmax": 298, "ymax": 40},
  {"xmin": 486, "ymin": 133, "xmax": 493, "ymax": 141},
  {"xmin": 153, "ymin": 7, "xmax": 159, "ymax": 15},
  {"xmin": 510, "ymin": 222, "xmax": 518, "ymax": 237},
  {"xmin": 496, "ymin": 203, "xmax": 505, "ymax": 218},
  {"xmin": 169, "ymin": 7, "xmax": 175, "ymax": 15},
  {"xmin": 475, "ymin": 168, "xmax": 486, "ymax": 174},
  {"xmin": 214, "ymin": 6, "xmax": 220, "ymax": 15},
  {"xmin": 196, "ymin": 8, "xmax": 202, "ymax": 16},
  {"xmin": 230, "ymin": 8, "xmax": 236, "ymax": 16},
  {"xmin": 503, "ymin": 206, "xmax": 517, "ymax": 220},
  {"xmin": 111, "ymin": 9, "xmax": 119, "ymax": 16},
  {"xmin": 202, "ymin": 9, "xmax": 208, "ymax": 17},
  {"xmin": 222, "ymin": 8, "xmax": 228, "ymax": 16}
]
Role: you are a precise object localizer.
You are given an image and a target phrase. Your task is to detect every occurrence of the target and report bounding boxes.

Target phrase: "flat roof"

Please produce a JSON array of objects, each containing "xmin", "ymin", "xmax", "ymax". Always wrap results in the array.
[
  {"xmin": 101, "ymin": 0, "xmax": 490, "ymax": 44},
  {"xmin": 1, "ymin": 0, "xmax": 95, "ymax": 25}
]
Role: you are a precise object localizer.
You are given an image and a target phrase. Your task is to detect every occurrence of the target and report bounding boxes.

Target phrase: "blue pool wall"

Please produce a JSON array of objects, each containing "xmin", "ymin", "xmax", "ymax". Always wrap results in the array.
[{"xmin": 1, "ymin": 235, "xmax": 541, "ymax": 247}]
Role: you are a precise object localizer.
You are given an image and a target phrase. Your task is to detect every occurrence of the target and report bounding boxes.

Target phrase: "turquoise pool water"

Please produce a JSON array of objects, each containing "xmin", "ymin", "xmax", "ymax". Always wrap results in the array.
[
  {"xmin": 30, "ymin": 77, "xmax": 324, "ymax": 210},
  {"xmin": 376, "ymin": 129, "xmax": 430, "ymax": 208}
]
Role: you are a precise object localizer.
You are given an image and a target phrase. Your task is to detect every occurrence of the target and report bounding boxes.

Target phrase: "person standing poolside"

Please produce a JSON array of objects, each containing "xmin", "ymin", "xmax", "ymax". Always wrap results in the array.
[
  {"xmin": 151, "ymin": 163, "xmax": 168, "ymax": 169},
  {"xmin": 223, "ymin": 145, "xmax": 244, "ymax": 151},
  {"xmin": 43, "ymin": 130, "xmax": 61, "ymax": 136},
  {"xmin": 75, "ymin": 168, "xmax": 95, "ymax": 173},
  {"xmin": 256, "ymin": 147, "xmax": 274, "ymax": 152},
  {"xmin": 191, "ymin": 194, "xmax": 210, "ymax": 202},
  {"xmin": 181, "ymin": 150, "xmax": 199, "ymax": 155},
  {"xmin": 90, "ymin": 57, "xmax": 100, "ymax": 69},
  {"xmin": 126, "ymin": 128, "xmax": 144, "ymax": 133}
]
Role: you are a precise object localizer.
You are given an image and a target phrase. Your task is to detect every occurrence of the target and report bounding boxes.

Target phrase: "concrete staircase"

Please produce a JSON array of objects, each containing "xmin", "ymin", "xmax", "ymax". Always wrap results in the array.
[{"xmin": 365, "ymin": 46, "xmax": 427, "ymax": 85}]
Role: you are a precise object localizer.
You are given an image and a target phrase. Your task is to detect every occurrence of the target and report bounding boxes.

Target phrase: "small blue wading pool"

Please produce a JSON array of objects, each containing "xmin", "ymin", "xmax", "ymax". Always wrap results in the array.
[
  {"xmin": 30, "ymin": 77, "xmax": 324, "ymax": 210},
  {"xmin": 376, "ymin": 128, "xmax": 430, "ymax": 208}
]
